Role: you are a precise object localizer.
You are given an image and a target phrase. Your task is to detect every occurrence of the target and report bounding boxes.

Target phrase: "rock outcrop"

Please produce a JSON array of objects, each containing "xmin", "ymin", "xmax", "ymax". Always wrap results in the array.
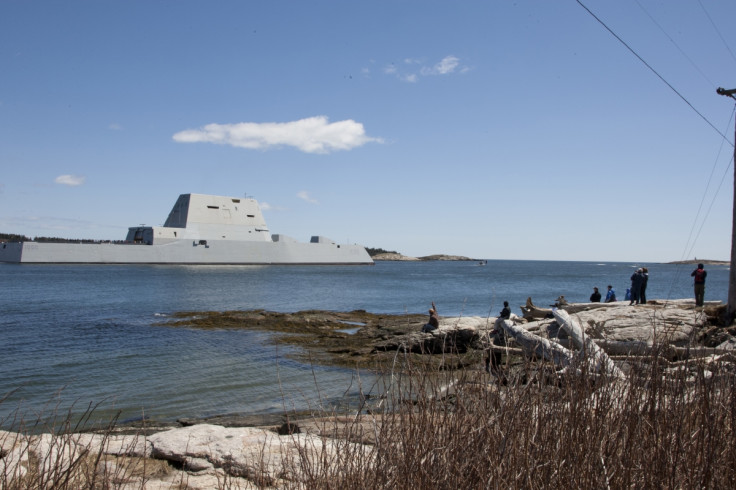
[
  {"xmin": 371, "ymin": 253, "xmax": 475, "ymax": 261},
  {"xmin": 1, "ymin": 421, "xmax": 374, "ymax": 488}
]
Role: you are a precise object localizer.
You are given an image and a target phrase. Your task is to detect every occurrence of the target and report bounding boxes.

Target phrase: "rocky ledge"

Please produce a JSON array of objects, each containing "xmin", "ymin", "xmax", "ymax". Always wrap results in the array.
[
  {"xmin": 161, "ymin": 299, "xmax": 735, "ymax": 372},
  {"xmin": 1, "ymin": 417, "xmax": 379, "ymax": 489}
]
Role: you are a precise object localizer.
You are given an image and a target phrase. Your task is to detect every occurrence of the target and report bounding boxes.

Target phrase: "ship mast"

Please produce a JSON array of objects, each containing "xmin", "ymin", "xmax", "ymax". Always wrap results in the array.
[{"xmin": 716, "ymin": 87, "xmax": 736, "ymax": 324}]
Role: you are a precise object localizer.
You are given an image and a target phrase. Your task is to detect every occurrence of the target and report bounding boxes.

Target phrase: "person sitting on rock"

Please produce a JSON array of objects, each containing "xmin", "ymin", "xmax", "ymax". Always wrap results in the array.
[
  {"xmin": 487, "ymin": 301, "xmax": 511, "ymax": 375},
  {"xmin": 421, "ymin": 301, "xmax": 439, "ymax": 333},
  {"xmin": 552, "ymin": 295, "xmax": 568, "ymax": 307},
  {"xmin": 499, "ymin": 300, "xmax": 511, "ymax": 320},
  {"xmin": 605, "ymin": 285, "xmax": 617, "ymax": 302}
]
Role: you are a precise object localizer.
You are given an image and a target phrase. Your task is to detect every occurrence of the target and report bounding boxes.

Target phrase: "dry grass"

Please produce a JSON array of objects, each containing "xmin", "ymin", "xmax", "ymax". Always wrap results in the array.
[
  {"xmin": 283, "ymin": 346, "xmax": 736, "ymax": 489},
  {"xmin": 2, "ymin": 345, "xmax": 735, "ymax": 488}
]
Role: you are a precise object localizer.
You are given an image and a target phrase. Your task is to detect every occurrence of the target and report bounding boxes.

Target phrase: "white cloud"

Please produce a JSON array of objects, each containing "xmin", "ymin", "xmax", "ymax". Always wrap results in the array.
[
  {"xmin": 383, "ymin": 55, "xmax": 466, "ymax": 83},
  {"xmin": 421, "ymin": 55, "xmax": 460, "ymax": 75},
  {"xmin": 297, "ymin": 191, "xmax": 318, "ymax": 204},
  {"xmin": 260, "ymin": 202, "xmax": 272, "ymax": 211},
  {"xmin": 172, "ymin": 116, "xmax": 382, "ymax": 154},
  {"xmin": 55, "ymin": 175, "xmax": 85, "ymax": 186}
]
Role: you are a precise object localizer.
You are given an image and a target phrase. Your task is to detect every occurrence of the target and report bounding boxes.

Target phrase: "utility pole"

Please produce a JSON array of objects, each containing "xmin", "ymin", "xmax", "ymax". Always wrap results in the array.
[{"xmin": 716, "ymin": 87, "xmax": 736, "ymax": 324}]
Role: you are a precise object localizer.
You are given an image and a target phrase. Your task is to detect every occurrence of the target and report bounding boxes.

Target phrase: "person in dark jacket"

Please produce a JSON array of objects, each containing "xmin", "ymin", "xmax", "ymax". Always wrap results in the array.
[
  {"xmin": 640, "ymin": 267, "xmax": 649, "ymax": 304},
  {"xmin": 590, "ymin": 287, "xmax": 602, "ymax": 302},
  {"xmin": 487, "ymin": 301, "xmax": 510, "ymax": 376},
  {"xmin": 499, "ymin": 301, "xmax": 511, "ymax": 319},
  {"xmin": 691, "ymin": 264, "xmax": 707, "ymax": 307},
  {"xmin": 629, "ymin": 269, "xmax": 644, "ymax": 305}
]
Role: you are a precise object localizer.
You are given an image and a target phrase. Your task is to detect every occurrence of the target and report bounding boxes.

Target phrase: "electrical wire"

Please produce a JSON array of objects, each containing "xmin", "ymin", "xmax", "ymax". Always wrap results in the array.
[
  {"xmin": 575, "ymin": 0, "xmax": 733, "ymax": 146},
  {"xmin": 575, "ymin": 0, "xmax": 736, "ymax": 303},
  {"xmin": 681, "ymin": 105, "xmax": 736, "ymax": 261},
  {"xmin": 633, "ymin": 0, "xmax": 716, "ymax": 88},
  {"xmin": 697, "ymin": 0, "xmax": 736, "ymax": 66}
]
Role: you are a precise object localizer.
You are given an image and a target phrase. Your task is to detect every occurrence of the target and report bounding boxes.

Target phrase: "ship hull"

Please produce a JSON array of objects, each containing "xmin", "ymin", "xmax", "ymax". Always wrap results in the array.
[{"xmin": 0, "ymin": 240, "xmax": 372, "ymax": 265}]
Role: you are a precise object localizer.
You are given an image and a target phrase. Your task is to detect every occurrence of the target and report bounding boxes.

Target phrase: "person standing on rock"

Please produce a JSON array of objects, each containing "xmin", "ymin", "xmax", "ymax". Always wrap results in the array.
[
  {"xmin": 422, "ymin": 301, "xmax": 440, "ymax": 332},
  {"xmin": 640, "ymin": 267, "xmax": 649, "ymax": 304},
  {"xmin": 590, "ymin": 287, "xmax": 601, "ymax": 302},
  {"xmin": 629, "ymin": 269, "xmax": 644, "ymax": 305},
  {"xmin": 691, "ymin": 264, "xmax": 707, "ymax": 307}
]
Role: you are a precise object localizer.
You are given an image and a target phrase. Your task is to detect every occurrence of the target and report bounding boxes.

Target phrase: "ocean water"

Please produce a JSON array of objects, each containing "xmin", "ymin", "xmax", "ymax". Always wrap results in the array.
[{"xmin": 0, "ymin": 260, "xmax": 728, "ymax": 427}]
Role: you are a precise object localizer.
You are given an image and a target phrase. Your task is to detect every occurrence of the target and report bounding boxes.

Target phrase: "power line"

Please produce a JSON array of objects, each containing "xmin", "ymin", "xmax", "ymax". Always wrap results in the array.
[
  {"xmin": 697, "ymin": 0, "xmax": 736, "ymax": 66},
  {"xmin": 575, "ymin": 0, "xmax": 733, "ymax": 146},
  {"xmin": 633, "ymin": 0, "xmax": 715, "ymax": 88},
  {"xmin": 687, "ymin": 154, "xmax": 733, "ymax": 259},
  {"xmin": 683, "ymin": 105, "xmax": 735, "ymax": 261}
]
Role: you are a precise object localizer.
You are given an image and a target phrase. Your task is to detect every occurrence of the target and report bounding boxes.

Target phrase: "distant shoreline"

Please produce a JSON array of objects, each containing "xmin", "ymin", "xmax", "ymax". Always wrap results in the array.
[
  {"xmin": 666, "ymin": 259, "xmax": 729, "ymax": 266},
  {"xmin": 371, "ymin": 253, "xmax": 476, "ymax": 261},
  {"xmin": 372, "ymin": 253, "xmax": 729, "ymax": 265}
]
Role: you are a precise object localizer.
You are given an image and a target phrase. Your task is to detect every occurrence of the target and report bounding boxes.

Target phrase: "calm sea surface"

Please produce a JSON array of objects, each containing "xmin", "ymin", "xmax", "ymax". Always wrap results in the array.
[{"xmin": 0, "ymin": 260, "xmax": 728, "ymax": 427}]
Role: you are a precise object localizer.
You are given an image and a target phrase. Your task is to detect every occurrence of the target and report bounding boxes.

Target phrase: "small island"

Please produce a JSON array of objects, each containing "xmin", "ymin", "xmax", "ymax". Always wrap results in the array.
[
  {"xmin": 366, "ymin": 247, "xmax": 476, "ymax": 261},
  {"xmin": 667, "ymin": 259, "xmax": 729, "ymax": 266}
]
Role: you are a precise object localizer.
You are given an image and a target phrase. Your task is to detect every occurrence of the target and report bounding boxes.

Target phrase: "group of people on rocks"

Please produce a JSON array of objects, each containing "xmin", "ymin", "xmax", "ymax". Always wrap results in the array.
[
  {"xmin": 590, "ymin": 285, "xmax": 618, "ymax": 303},
  {"xmin": 587, "ymin": 264, "xmax": 707, "ymax": 307},
  {"xmin": 422, "ymin": 263, "xmax": 710, "ymax": 378},
  {"xmin": 588, "ymin": 267, "xmax": 650, "ymax": 305}
]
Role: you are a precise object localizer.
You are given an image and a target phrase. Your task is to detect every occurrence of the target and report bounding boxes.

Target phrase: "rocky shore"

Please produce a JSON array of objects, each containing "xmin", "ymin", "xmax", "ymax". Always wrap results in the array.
[
  {"xmin": 666, "ymin": 259, "xmax": 729, "ymax": 265},
  {"xmin": 371, "ymin": 252, "xmax": 476, "ymax": 261},
  {"xmin": 3, "ymin": 299, "xmax": 735, "ymax": 488}
]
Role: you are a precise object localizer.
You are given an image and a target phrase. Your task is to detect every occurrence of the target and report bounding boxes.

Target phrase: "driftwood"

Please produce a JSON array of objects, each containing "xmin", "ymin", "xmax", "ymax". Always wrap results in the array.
[
  {"xmin": 553, "ymin": 310, "xmax": 624, "ymax": 377},
  {"xmin": 498, "ymin": 319, "xmax": 573, "ymax": 367},
  {"xmin": 497, "ymin": 312, "xmax": 625, "ymax": 376},
  {"xmin": 527, "ymin": 332, "xmax": 734, "ymax": 360},
  {"xmin": 520, "ymin": 297, "xmax": 610, "ymax": 321}
]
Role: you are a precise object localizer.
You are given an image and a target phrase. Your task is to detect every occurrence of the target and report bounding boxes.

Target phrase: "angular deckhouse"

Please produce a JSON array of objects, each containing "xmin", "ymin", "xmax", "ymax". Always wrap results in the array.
[{"xmin": 0, "ymin": 193, "xmax": 373, "ymax": 265}]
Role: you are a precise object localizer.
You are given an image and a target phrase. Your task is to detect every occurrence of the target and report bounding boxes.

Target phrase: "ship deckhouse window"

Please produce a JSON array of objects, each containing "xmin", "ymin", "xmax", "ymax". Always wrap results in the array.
[
  {"xmin": 231, "ymin": 199, "xmax": 240, "ymax": 203},
  {"xmin": 247, "ymin": 214, "xmax": 255, "ymax": 218},
  {"xmin": 207, "ymin": 205, "xmax": 218, "ymax": 209}
]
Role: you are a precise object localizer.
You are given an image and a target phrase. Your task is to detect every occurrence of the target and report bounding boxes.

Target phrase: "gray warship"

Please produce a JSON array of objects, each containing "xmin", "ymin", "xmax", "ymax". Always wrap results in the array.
[{"xmin": 0, "ymin": 193, "xmax": 373, "ymax": 265}]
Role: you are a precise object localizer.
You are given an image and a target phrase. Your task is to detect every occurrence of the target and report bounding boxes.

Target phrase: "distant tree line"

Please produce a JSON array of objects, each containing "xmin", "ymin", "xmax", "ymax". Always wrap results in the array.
[
  {"xmin": 0, "ymin": 233, "xmax": 29, "ymax": 242},
  {"xmin": 0, "ymin": 233, "xmax": 123, "ymax": 244},
  {"xmin": 365, "ymin": 247, "xmax": 399, "ymax": 257}
]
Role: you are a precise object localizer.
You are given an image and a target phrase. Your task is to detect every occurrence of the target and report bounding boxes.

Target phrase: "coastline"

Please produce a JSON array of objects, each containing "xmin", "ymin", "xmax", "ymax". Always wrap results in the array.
[
  {"xmin": 373, "ymin": 254, "xmax": 730, "ymax": 265},
  {"xmin": 371, "ymin": 252, "xmax": 476, "ymax": 261},
  {"xmin": 667, "ymin": 259, "xmax": 729, "ymax": 266},
  {"xmin": 4, "ymin": 298, "xmax": 735, "ymax": 488}
]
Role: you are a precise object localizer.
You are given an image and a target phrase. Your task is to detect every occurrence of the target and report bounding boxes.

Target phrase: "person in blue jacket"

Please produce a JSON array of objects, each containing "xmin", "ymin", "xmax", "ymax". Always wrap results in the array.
[{"xmin": 605, "ymin": 285, "xmax": 617, "ymax": 302}]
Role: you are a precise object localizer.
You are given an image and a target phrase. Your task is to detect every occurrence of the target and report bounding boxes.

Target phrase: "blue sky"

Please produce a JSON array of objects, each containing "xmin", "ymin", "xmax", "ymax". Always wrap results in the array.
[{"xmin": 1, "ymin": 0, "xmax": 735, "ymax": 262}]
